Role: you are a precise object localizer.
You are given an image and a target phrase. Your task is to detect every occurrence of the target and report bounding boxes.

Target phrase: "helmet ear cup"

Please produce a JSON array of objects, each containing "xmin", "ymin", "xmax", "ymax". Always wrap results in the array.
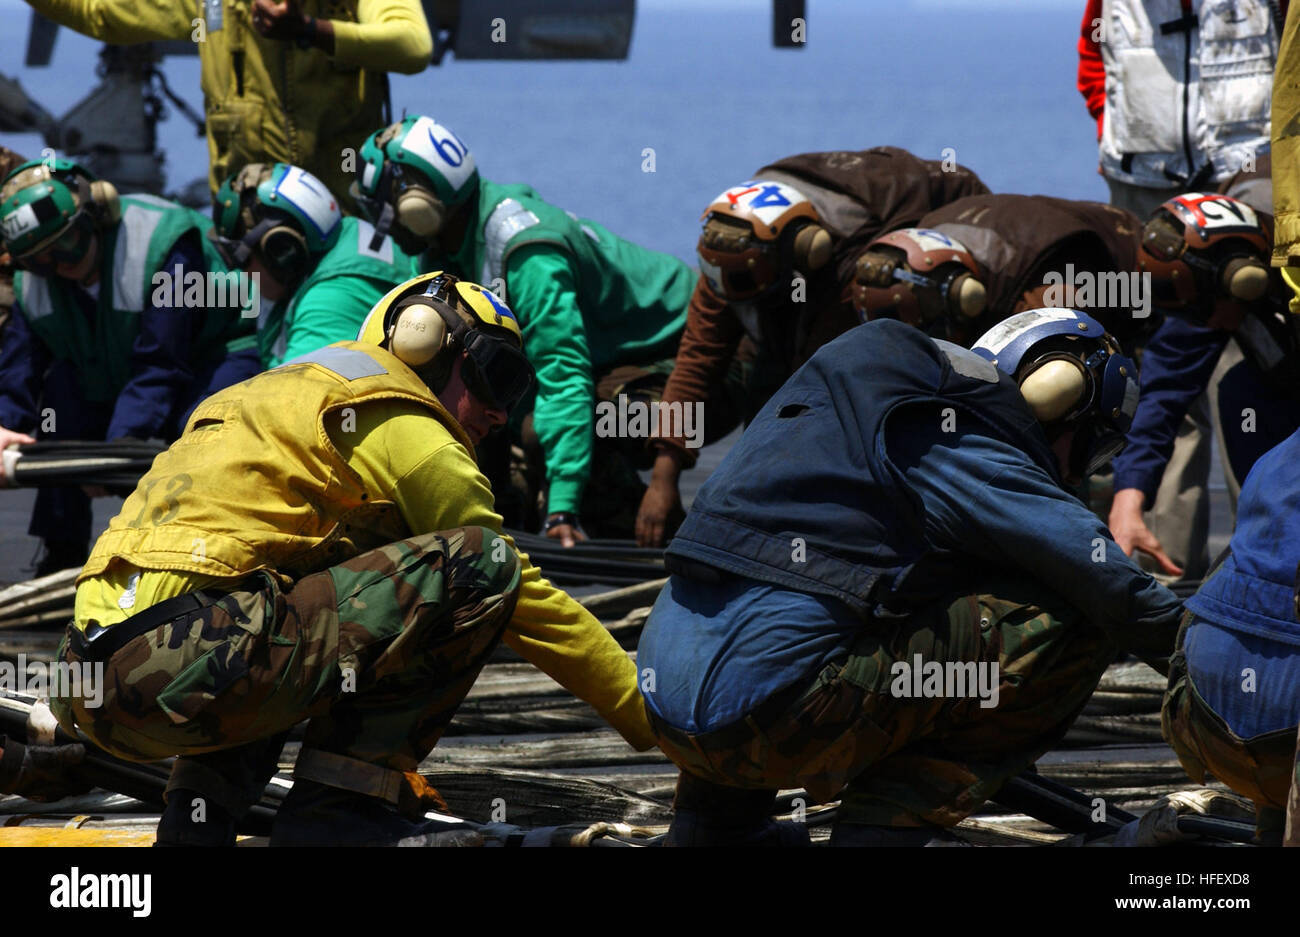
[
  {"xmin": 950, "ymin": 273, "xmax": 987, "ymax": 318},
  {"xmin": 792, "ymin": 223, "xmax": 832, "ymax": 272},
  {"xmin": 1222, "ymin": 257, "xmax": 1269, "ymax": 302},
  {"xmin": 387, "ymin": 302, "xmax": 451, "ymax": 368},
  {"xmin": 1020, "ymin": 358, "xmax": 1087, "ymax": 423},
  {"xmin": 395, "ymin": 186, "xmax": 446, "ymax": 239},
  {"xmin": 88, "ymin": 179, "xmax": 120, "ymax": 225},
  {"xmin": 258, "ymin": 224, "xmax": 310, "ymax": 280}
]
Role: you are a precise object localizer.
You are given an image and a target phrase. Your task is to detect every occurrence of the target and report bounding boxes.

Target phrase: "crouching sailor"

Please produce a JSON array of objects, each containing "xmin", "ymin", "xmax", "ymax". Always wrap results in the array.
[
  {"xmin": 1160, "ymin": 427, "xmax": 1300, "ymax": 844},
  {"xmin": 50, "ymin": 272, "xmax": 655, "ymax": 846},
  {"xmin": 637, "ymin": 309, "xmax": 1184, "ymax": 845}
]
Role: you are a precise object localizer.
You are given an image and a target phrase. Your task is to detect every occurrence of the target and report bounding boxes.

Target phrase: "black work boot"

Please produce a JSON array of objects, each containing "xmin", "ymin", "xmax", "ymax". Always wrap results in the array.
[
  {"xmin": 663, "ymin": 773, "xmax": 810, "ymax": 847},
  {"xmin": 269, "ymin": 780, "xmax": 482, "ymax": 847},
  {"xmin": 155, "ymin": 788, "xmax": 239, "ymax": 847},
  {"xmin": 155, "ymin": 734, "xmax": 290, "ymax": 846}
]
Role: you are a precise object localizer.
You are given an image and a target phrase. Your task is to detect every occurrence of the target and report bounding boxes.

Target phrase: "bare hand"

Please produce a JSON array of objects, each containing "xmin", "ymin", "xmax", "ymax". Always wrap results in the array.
[
  {"xmin": 0, "ymin": 426, "xmax": 36, "ymax": 486},
  {"xmin": 545, "ymin": 520, "xmax": 588, "ymax": 549},
  {"xmin": 636, "ymin": 477, "xmax": 683, "ymax": 547},
  {"xmin": 252, "ymin": 0, "xmax": 305, "ymax": 39},
  {"xmin": 1109, "ymin": 487, "xmax": 1184, "ymax": 577}
]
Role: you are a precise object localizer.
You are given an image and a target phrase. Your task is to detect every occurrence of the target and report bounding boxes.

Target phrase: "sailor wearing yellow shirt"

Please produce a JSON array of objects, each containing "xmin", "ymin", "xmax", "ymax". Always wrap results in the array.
[
  {"xmin": 21, "ymin": 0, "xmax": 433, "ymax": 210},
  {"xmin": 50, "ymin": 272, "xmax": 655, "ymax": 846}
]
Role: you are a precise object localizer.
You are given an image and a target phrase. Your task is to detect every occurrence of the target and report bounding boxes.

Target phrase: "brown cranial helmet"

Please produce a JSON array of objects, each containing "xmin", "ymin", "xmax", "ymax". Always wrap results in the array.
[
  {"xmin": 853, "ymin": 227, "xmax": 986, "ymax": 328},
  {"xmin": 1139, "ymin": 192, "xmax": 1271, "ymax": 320},
  {"xmin": 696, "ymin": 180, "xmax": 832, "ymax": 300}
]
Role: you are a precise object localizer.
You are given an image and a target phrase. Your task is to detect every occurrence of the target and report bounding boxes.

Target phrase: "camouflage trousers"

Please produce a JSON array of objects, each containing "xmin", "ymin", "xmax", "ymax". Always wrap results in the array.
[
  {"xmin": 1162, "ymin": 612, "xmax": 1297, "ymax": 835},
  {"xmin": 648, "ymin": 576, "xmax": 1117, "ymax": 827},
  {"xmin": 52, "ymin": 528, "xmax": 520, "ymax": 813}
]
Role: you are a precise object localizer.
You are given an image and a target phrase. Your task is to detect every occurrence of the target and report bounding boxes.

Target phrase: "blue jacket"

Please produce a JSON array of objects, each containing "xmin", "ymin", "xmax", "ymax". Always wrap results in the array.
[
  {"xmin": 0, "ymin": 237, "xmax": 208, "ymax": 441},
  {"xmin": 664, "ymin": 319, "xmax": 1183, "ymax": 661},
  {"xmin": 670, "ymin": 320, "xmax": 1056, "ymax": 611},
  {"xmin": 1187, "ymin": 428, "xmax": 1300, "ymax": 643},
  {"xmin": 1113, "ymin": 316, "xmax": 1300, "ymax": 504}
]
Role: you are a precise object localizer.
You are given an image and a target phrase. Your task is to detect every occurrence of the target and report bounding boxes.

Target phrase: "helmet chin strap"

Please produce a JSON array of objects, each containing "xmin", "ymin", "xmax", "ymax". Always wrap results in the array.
[
  {"xmin": 363, "ymin": 156, "xmax": 403, "ymax": 250},
  {"xmin": 370, "ymin": 201, "xmax": 396, "ymax": 252}
]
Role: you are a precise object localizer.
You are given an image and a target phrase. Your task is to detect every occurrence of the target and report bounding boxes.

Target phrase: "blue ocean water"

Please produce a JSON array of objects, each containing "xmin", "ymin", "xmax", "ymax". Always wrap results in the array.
[{"xmin": 0, "ymin": 1, "xmax": 1106, "ymax": 263}]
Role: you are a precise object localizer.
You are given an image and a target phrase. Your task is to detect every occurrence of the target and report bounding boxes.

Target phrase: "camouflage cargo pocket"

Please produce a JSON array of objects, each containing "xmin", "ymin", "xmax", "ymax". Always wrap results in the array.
[
  {"xmin": 155, "ymin": 631, "xmax": 258, "ymax": 725},
  {"xmin": 783, "ymin": 662, "xmax": 894, "ymax": 803},
  {"xmin": 152, "ymin": 592, "xmax": 270, "ymax": 726}
]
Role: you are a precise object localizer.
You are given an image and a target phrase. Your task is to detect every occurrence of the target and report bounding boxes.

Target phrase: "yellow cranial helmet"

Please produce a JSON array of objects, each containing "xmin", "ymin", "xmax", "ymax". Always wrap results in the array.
[{"xmin": 357, "ymin": 271, "xmax": 533, "ymax": 410}]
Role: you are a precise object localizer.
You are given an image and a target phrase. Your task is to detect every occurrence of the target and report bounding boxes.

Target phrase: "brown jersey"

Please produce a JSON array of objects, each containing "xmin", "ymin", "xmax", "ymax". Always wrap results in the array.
[
  {"xmin": 656, "ymin": 148, "xmax": 989, "ymax": 462},
  {"xmin": 917, "ymin": 194, "xmax": 1144, "ymax": 346}
]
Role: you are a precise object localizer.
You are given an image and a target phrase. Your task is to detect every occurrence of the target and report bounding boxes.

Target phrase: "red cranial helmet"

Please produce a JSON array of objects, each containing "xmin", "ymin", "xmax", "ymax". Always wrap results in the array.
[
  {"xmin": 1138, "ymin": 192, "xmax": 1271, "ymax": 319},
  {"xmin": 696, "ymin": 180, "xmax": 832, "ymax": 300},
  {"xmin": 853, "ymin": 227, "xmax": 986, "ymax": 327}
]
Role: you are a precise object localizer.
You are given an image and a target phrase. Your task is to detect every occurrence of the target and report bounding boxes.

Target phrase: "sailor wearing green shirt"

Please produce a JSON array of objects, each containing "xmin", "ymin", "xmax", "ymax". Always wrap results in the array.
[
  {"xmin": 211, "ymin": 162, "xmax": 418, "ymax": 369},
  {"xmin": 352, "ymin": 116, "xmax": 696, "ymax": 544},
  {"xmin": 0, "ymin": 158, "xmax": 260, "ymax": 575}
]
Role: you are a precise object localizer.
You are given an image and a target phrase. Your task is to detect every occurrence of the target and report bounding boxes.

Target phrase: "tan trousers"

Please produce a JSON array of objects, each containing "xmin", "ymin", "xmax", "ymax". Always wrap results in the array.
[{"xmin": 1141, "ymin": 394, "xmax": 1213, "ymax": 583}]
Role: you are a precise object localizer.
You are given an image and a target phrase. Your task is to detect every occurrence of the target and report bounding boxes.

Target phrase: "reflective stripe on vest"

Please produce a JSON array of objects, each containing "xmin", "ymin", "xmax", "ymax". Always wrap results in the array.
[
  {"xmin": 284, "ymin": 344, "xmax": 390, "ymax": 380},
  {"xmin": 113, "ymin": 198, "xmax": 170, "ymax": 312},
  {"xmin": 482, "ymin": 197, "xmax": 542, "ymax": 286}
]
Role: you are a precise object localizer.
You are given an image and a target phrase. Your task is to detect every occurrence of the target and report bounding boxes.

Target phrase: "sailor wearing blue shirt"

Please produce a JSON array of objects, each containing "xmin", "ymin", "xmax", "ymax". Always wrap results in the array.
[
  {"xmin": 638, "ymin": 309, "xmax": 1184, "ymax": 846},
  {"xmin": 1163, "ymin": 427, "xmax": 1300, "ymax": 844},
  {"xmin": 1109, "ymin": 191, "xmax": 1300, "ymax": 579}
]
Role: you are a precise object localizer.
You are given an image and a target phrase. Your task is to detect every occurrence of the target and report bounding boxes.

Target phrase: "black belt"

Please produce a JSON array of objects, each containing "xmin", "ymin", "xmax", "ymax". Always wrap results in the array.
[{"xmin": 69, "ymin": 587, "xmax": 231, "ymax": 663}]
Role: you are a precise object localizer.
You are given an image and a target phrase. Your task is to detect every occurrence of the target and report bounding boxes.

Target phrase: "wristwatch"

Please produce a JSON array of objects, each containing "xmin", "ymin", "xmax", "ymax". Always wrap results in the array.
[
  {"xmin": 295, "ymin": 15, "xmax": 317, "ymax": 49},
  {"xmin": 543, "ymin": 512, "xmax": 581, "ymax": 533}
]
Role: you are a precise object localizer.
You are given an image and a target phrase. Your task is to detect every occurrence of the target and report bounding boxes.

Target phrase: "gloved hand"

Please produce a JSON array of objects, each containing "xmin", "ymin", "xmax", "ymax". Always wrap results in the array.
[
  {"xmin": 0, "ymin": 426, "xmax": 35, "ymax": 486},
  {"xmin": 251, "ymin": 0, "xmax": 305, "ymax": 39},
  {"xmin": 0, "ymin": 735, "xmax": 91, "ymax": 802}
]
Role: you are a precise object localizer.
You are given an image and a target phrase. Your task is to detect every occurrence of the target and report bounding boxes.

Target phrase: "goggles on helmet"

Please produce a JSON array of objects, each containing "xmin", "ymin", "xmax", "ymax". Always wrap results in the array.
[
  {"xmin": 413, "ymin": 279, "xmax": 535, "ymax": 414},
  {"xmin": 459, "ymin": 326, "xmax": 534, "ymax": 413},
  {"xmin": 1077, "ymin": 426, "xmax": 1127, "ymax": 477},
  {"xmin": 1056, "ymin": 344, "xmax": 1136, "ymax": 478},
  {"xmin": 11, "ymin": 214, "xmax": 94, "ymax": 275}
]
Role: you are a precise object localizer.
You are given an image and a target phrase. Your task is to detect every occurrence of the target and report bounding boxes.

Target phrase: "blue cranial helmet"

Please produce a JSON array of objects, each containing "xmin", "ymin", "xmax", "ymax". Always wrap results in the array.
[{"xmin": 972, "ymin": 307, "xmax": 1138, "ymax": 477}]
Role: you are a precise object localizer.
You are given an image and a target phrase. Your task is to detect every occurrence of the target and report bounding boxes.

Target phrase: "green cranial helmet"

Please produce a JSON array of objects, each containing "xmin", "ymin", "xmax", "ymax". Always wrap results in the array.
[
  {"xmin": 211, "ymin": 163, "xmax": 342, "ymax": 276},
  {"xmin": 0, "ymin": 158, "xmax": 112, "ymax": 259},
  {"xmin": 352, "ymin": 116, "xmax": 479, "ymax": 246},
  {"xmin": 214, "ymin": 162, "xmax": 342, "ymax": 252}
]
